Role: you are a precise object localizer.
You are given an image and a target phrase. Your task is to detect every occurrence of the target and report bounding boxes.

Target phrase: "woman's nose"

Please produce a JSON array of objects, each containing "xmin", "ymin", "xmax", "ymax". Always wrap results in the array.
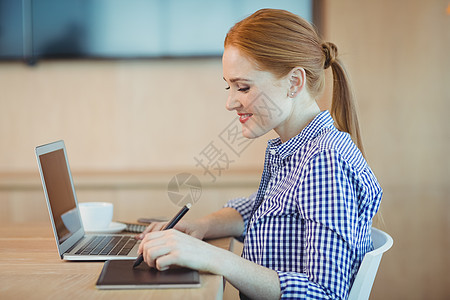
[{"xmin": 225, "ymin": 95, "xmax": 242, "ymax": 111}]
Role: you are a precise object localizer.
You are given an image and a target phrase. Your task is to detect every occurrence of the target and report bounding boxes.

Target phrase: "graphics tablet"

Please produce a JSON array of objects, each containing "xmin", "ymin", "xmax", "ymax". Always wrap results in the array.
[{"xmin": 96, "ymin": 260, "xmax": 201, "ymax": 289}]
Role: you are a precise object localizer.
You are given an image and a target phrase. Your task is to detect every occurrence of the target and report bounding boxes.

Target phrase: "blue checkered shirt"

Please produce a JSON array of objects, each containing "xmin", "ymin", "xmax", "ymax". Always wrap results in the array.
[{"xmin": 225, "ymin": 111, "xmax": 382, "ymax": 299}]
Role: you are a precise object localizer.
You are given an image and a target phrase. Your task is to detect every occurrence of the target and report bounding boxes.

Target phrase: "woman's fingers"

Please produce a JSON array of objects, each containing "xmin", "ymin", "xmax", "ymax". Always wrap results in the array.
[
  {"xmin": 143, "ymin": 245, "xmax": 172, "ymax": 268},
  {"xmin": 136, "ymin": 222, "xmax": 168, "ymax": 239},
  {"xmin": 154, "ymin": 249, "xmax": 181, "ymax": 271},
  {"xmin": 138, "ymin": 230, "xmax": 165, "ymax": 254},
  {"xmin": 139, "ymin": 231, "xmax": 167, "ymax": 265},
  {"xmin": 149, "ymin": 232, "xmax": 189, "ymax": 270},
  {"xmin": 140, "ymin": 229, "xmax": 218, "ymax": 272}
]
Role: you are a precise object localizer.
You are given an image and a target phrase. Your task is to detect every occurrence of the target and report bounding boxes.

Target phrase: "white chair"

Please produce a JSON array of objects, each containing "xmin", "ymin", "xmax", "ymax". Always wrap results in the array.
[{"xmin": 348, "ymin": 227, "xmax": 393, "ymax": 300}]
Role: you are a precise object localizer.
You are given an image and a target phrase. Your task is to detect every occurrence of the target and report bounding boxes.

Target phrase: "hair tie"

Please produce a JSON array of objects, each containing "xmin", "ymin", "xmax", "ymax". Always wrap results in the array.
[{"xmin": 322, "ymin": 42, "xmax": 338, "ymax": 69}]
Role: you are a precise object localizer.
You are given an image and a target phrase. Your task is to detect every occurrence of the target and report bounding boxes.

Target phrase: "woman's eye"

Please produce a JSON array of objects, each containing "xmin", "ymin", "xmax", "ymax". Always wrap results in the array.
[{"xmin": 224, "ymin": 85, "xmax": 249, "ymax": 92}]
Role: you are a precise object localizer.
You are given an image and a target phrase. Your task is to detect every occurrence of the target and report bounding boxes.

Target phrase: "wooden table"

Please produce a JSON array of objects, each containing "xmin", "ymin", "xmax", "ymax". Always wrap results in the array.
[{"xmin": 0, "ymin": 223, "xmax": 233, "ymax": 299}]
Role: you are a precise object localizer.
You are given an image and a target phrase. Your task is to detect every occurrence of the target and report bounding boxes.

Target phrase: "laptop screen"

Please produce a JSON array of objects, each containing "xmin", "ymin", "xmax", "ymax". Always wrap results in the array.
[{"xmin": 39, "ymin": 148, "xmax": 82, "ymax": 243}]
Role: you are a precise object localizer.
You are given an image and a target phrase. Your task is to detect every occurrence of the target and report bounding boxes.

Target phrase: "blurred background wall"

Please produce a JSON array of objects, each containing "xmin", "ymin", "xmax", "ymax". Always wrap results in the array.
[{"xmin": 0, "ymin": 0, "xmax": 448, "ymax": 299}]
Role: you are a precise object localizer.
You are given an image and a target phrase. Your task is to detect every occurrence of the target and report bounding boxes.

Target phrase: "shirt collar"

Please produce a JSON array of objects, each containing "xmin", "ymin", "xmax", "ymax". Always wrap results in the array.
[{"xmin": 267, "ymin": 110, "xmax": 335, "ymax": 159}]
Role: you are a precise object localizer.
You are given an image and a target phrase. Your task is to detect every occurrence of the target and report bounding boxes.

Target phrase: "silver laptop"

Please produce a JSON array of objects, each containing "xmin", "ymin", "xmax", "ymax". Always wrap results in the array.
[{"xmin": 35, "ymin": 140, "xmax": 140, "ymax": 261}]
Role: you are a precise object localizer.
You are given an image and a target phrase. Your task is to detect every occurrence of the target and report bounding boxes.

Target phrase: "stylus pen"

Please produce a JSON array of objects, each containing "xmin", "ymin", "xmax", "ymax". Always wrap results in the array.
[{"xmin": 132, "ymin": 203, "xmax": 192, "ymax": 269}]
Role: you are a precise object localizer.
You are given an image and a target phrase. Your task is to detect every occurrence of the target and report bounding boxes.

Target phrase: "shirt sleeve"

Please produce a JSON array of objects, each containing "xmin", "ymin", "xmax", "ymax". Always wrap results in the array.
[
  {"xmin": 277, "ymin": 222, "xmax": 354, "ymax": 299},
  {"xmin": 223, "ymin": 192, "xmax": 257, "ymax": 242},
  {"xmin": 278, "ymin": 150, "xmax": 361, "ymax": 299},
  {"xmin": 277, "ymin": 270, "xmax": 334, "ymax": 299}
]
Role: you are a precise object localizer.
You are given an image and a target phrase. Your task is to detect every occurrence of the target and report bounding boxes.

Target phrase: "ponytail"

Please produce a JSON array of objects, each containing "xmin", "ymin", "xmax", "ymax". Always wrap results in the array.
[{"xmin": 323, "ymin": 42, "xmax": 365, "ymax": 156}]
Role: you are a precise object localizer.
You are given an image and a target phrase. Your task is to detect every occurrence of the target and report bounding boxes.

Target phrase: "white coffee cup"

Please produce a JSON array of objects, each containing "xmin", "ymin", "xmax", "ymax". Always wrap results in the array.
[{"xmin": 79, "ymin": 202, "xmax": 113, "ymax": 231}]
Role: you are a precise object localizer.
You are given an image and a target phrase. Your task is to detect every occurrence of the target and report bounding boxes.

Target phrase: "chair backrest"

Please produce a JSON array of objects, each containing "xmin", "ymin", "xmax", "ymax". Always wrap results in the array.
[{"xmin": 348, "ymin": 227, "xmax": 393, "ymax": 300}]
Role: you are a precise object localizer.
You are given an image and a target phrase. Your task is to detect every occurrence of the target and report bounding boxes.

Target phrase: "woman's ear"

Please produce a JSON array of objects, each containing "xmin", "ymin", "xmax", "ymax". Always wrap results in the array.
[{"xmin": 288, "ymin": 67, "xmax": 306, "ymax": 98}]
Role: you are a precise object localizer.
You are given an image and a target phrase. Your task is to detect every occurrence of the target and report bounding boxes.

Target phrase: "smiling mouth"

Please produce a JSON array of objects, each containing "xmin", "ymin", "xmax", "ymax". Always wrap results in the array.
[{"xmin": 238, "ymin": 113, "xmax": 253, "ymax": 124}]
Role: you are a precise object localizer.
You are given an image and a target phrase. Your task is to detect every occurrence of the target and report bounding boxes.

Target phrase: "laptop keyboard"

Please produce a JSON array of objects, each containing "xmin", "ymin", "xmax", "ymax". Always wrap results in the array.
[{"xmin": 75, "ymin": 235, "xmax": 137, "ymax": 256}]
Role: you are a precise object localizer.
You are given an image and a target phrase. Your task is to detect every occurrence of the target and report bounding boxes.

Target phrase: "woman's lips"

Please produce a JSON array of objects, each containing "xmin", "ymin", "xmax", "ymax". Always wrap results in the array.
[{"xmin": 238, "ymin": 113, "xmax": 253, "ymax": 124}]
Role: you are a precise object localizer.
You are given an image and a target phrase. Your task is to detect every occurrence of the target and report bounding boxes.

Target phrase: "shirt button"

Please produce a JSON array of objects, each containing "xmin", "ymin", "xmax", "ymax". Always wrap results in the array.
[{"xmin": 270, "ymin": 149, "xmax": 276, "ymax": 155}]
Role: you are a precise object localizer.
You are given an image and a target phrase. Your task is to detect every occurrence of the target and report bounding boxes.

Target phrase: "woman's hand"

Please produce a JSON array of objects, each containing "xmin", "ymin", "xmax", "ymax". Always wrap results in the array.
[
  {"xmin": 135, "ymin": 219, "xmax": 208, "ymax": 240},
  {"xmin": 135, "ymin": 221, "xmax": 168, "ymax": 239},
  {"xmin": 138, "ymin": 229, "xmax": 221, "ymax": 272},
  {"xmin": 139, "ymin": 228, "xmax": 281, "ymax": 299},
  {"xmin": 135, "ymin": 207, "xmax": 244, "ymax": 241},
  {"xmin": 137, "ymin": 220, "xmax": 281, "ymax": 299}
]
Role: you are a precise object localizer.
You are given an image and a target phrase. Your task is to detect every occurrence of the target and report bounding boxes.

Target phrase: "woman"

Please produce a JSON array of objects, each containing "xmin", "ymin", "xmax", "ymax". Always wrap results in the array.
[{"xmin": 138, "ymin": 9, "xmax": 381, "ymax": 299}]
